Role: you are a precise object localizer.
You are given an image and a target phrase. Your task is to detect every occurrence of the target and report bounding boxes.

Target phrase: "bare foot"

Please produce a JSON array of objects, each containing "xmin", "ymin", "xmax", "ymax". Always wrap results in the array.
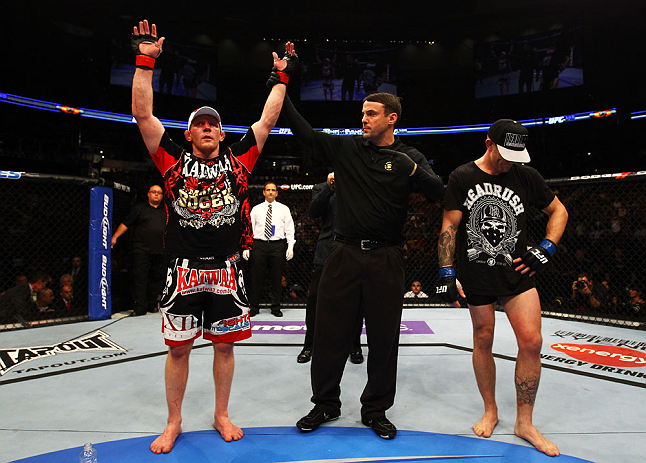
[
  {"xmin": 473, "ymin": 410, "xmax": 499, "ymax": 438},
  {"xmin": 515, "ymin": 422, "xmax": 560, "ymax": 457},
  {"xmin": 213, "ymin": 415, "xmax": 244, "ymax": 442},
  {"xmin": 150, "ymin": 422, "xmax": 182, "ymax": 454}
]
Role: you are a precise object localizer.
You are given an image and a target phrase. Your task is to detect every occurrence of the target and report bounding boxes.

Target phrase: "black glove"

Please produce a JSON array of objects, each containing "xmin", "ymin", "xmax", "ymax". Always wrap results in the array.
[
  {"xmin": 131, "ymin": 33, "xmax": 161, "ymax": 56},
  {"xmin": 267, "ymin": 52, "xmax": 300, "ymax": 88},
  {"xmin": 131, "ymin": 33, "xmax": 161, "ymax": 70},
  {"xmin": 519, "ymin": 239, "xmax": 556, "ymax": 274},
  {"xmin": 379, "ymin": 149, "xmax": 417, "ymax": 176},
  {"xmin": 436, "ymin": 267, "xmax": 460, "ymax": 303}
]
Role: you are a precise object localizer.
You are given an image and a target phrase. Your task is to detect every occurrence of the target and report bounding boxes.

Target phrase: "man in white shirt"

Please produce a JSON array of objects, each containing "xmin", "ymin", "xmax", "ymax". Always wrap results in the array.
[
  {"xmin": 245, "ymin": 182, "xmax": 296, "ymax": 317},
  {"xmin": 404, "ymin": 280, "xmax": 429, "ymax": 298}
]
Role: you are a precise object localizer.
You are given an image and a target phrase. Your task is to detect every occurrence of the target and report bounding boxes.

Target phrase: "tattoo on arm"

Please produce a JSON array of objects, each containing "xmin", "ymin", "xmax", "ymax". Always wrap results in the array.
[
  {"xmin": 515, "ymin": 374, "xmax": 540, "ymax": 406},
  {"xmin": 438, "ymin": 225, "xmax": 457, "ymax": 267}
]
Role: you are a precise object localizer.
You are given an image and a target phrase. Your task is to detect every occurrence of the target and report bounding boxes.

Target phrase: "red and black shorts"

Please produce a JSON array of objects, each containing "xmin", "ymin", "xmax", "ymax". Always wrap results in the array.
[{"xmin": 159, "ymin": 254, "xmax": 251, "ymax": 346}]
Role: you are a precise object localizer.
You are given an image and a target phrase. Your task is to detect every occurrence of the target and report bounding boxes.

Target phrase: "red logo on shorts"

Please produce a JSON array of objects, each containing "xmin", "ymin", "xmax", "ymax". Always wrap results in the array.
[{"xmin": 551, "ymin": 343, "xmax": 646, "ymax": 367}]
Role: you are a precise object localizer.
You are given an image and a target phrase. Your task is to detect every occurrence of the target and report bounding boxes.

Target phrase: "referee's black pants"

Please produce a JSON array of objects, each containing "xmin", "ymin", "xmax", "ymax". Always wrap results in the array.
[
  {"xmin": 249, "ymin": 239, "xmax": 286, "ymax": 310},
  {"xmin": 304, "ymin": 264, "xmax": 362, "ymax": 352},
  {"xmin": 310, "ymin": 241, "xmax": 405, "ymax": 420},
  {"xmin": 131, "ymin": 252, "xmax": 167, "ymax": 315}
]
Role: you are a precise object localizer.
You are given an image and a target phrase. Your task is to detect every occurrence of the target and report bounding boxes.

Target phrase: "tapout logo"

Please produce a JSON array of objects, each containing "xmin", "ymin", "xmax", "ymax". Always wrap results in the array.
[
  {"xmin": 551, "ymin": 343, "xmax": 646, "ymax": 368},
  {"xmin": 0, "ymin": 331, "xmax": 126, "ymax": 376}
]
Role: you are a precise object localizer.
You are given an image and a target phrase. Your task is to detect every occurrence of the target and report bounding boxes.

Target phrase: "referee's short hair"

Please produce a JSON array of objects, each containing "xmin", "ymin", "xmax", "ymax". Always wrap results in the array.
[{"xmin": 363, "ymin": 93, "xmax": 402, "ymax": 121}]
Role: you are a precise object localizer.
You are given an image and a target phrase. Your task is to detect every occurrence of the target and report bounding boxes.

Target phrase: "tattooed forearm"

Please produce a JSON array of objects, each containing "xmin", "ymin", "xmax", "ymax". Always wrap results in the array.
[
  {"xmin": 438, "ymin": 225, "xmax": 457, "ymax": 267},
  {"xmin": 515, "ymin": 374, "xmax": 540, "ymax": 406}
]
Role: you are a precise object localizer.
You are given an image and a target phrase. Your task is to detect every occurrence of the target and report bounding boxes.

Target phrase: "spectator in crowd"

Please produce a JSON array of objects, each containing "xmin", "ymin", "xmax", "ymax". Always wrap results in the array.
[
  {"xmin": 626, "ymin": 285, "xmax": 645, "ymax": 319},
  {"xmin": 404, "ymin": 280, "xmax": 429, "ymax": 298},
  {"xmin": 570, "ymin": 272, "xmax": 607, "ymax": 312},
  {"xmin": 52, "ymin": 284, "xmax": 75, "ymax": 315},
  {"xmin": 282, "ymin": 275, "xmax": 307, "ymax": 300},
  {"xmin": 572, "ymin": 248, "xmax": 591, "ymax": 276},
  {"xmin": 0, "ymin": 272, "xmax": 50, "ymax": 323},
  {"xmin": 35, "ymin": 288, "xmax": 55, "ymax": 316},
  {"xmin": 55, "ymin": 274, "xmax": 74, "ymax": 295},
  {"xmin": 111, "ymin": 184, "xmax": 166, "ymax": 316},
  {"xmin": 68, "ymin": 256, "xmax": 84, "ymax": 282},
  {"xmin": 599, "ymin": 279, "xmax": 618, "ymax": 313},
  {"xmin": 297, "ymin": 173, "xmax": 363, "ymax": 365},
  {"xmin": 66, "ymin": 255, "xmax": 87, "ymax": 306},
  {"xmin": 245, "ymin": 181, "xmax": 296, "ymax": 317},
  {"xmin": 1, "ymin": 275, "xmax": 28, "ymax": 298}
]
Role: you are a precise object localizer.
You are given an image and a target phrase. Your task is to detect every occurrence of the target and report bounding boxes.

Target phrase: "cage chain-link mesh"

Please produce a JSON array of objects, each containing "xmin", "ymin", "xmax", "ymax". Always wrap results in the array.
[{"xmin": 2, "ymin": 175, "xmax": 644, "ymax": 331}]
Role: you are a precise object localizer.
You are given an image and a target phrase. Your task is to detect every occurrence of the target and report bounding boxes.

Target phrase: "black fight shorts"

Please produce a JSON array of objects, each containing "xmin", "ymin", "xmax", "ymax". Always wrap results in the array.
[{"xmin": 159, "ymin": 255, "xmax": 251, "ymax": 346}]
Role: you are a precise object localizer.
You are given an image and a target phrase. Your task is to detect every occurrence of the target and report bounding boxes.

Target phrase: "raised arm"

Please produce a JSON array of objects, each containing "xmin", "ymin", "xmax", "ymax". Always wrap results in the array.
[
  {"xmin": 251, "ymin": 42, "xmax": 298, "ymax": 152},
  {"xmin": 131, "ymin": 19, "xmax": 165, "ymax": 154},
  {"xmin": 281, "ymin": 94, "xmax": 315, "ymax": 147}
]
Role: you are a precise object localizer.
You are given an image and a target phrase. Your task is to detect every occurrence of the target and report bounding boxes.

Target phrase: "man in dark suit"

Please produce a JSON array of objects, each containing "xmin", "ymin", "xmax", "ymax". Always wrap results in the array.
[
  {"xmin": 66, "ymin": 255, "xmax": 88, "ymax": 308},
  {"xmin": 297, "ymin": 173, "xmax": 363, "ymax": 365},
  {"xmin": 0, "ymin": 272, "xmax": 51, "ymax": 323},
  {"xmin": 52, "ymin": 284, "xmax": 77, "ymax": 316}
]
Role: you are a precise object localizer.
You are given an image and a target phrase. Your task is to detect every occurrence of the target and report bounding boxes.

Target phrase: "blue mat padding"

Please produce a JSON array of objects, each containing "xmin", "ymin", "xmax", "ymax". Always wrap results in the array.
[{"xmin": 12, "ymin": 426, "xmax": 591, "ymax": 462}]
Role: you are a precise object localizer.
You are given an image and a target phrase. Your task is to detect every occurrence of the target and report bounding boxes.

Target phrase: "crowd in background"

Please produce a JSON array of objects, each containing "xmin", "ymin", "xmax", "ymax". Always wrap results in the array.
[{"xmin": 1, "ymin": 167, "xmax": 645, "ymax": 326}]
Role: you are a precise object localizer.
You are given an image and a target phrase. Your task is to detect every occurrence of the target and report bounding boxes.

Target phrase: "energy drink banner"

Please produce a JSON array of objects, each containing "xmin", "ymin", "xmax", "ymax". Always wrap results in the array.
[{"xmin": 88, "ymin": 187, "xmax": 112, "ymax": 320}]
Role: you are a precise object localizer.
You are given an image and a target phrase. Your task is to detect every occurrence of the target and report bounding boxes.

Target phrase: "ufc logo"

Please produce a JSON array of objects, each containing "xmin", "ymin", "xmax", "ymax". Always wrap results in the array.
[
  {"xmin": 530, "ymin": 248, "xmax": 548, "ymax": 264},
  {"xmin": 436, "ymin": 285, "xmax": 447, "ymax": 294}
]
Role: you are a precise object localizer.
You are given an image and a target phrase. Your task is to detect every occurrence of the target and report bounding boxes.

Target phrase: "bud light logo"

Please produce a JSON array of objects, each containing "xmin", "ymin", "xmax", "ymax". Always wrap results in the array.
[{"xmin": 101, "ymin": 194, "xmax": 110, "ymax": 250}]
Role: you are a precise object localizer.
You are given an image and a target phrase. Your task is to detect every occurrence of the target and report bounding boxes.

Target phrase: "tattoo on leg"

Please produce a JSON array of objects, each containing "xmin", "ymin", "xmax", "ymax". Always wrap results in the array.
[{"xmin": 515, "ymin": 374, "xmax": 540, "ymax": 406}]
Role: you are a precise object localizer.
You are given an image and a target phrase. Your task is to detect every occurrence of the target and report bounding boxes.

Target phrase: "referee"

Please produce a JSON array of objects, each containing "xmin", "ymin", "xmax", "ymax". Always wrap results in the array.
[{"xmin": 280, "ymin": 92, "xmax": 445, "ymax": 439}]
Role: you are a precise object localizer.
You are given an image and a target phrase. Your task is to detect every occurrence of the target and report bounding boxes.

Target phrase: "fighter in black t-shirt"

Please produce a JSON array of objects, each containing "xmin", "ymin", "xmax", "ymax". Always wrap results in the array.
[
  {"xmin": 437, "ymin": 119, "xmax": 568, "ymax": 457},
  {"xmin": 130, "ymin": 19, "xmax": 297, "ymax": 453}
]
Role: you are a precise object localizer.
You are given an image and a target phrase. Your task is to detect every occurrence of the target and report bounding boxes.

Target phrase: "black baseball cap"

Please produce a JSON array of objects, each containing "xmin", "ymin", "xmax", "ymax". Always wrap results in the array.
[{"xmin": 487, "ymin": 119, "xmax": 530, "ymax": 163}]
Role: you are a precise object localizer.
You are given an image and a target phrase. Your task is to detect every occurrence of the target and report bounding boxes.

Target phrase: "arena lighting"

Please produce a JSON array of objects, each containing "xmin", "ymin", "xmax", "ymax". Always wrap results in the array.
[{"xmin": 0, "ymin": 92, "xmax": 641, "ymax": 136}]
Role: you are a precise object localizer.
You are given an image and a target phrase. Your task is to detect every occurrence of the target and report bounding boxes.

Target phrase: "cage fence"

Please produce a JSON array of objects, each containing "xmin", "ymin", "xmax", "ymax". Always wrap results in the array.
[{"xmin": 1, "ymin": 172, "xmax": 644, "ymax": 331}]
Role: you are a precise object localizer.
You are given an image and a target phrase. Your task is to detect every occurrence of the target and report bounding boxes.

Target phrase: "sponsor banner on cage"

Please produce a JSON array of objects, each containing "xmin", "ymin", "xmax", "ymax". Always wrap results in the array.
[
  {"xmin": 88, "ymin": 187, "xmax": 112, "ymax": 320},
  {"xmin": 544, "ymin": 330, "xmax": 646, "ymax": 384},
  {"xmin": 250, "ymin": 320, "xmax": 433, "ymax": 334}
]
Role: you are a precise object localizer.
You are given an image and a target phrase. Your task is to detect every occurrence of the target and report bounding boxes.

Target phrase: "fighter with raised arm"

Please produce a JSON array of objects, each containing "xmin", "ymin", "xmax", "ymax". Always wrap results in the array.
[{"xmin": 130, "ymin": 19, "xmax": 297, "ymax": 454}]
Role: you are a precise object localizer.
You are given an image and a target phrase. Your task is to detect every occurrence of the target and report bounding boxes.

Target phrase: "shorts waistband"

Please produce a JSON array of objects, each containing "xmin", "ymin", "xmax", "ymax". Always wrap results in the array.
[
  {"xmin": 333, "ymin": 235, "xmax": 400, "ymax": 251},
  {"xmin": 171, "ymin": 252, "xmax": 240, "ymax": 263}
]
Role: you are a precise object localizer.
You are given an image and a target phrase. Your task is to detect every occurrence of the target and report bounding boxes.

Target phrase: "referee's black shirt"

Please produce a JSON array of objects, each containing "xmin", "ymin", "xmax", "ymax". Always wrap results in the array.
[{"xmin": 310, "ymin": 133, "xmax": 444, "ymax": 243}]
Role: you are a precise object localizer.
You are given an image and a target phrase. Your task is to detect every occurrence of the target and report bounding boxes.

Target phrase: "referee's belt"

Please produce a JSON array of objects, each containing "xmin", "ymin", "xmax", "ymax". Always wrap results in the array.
[{"xmin": 333, "ymin": 235, "xmax": 399, "ymax": 251}]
